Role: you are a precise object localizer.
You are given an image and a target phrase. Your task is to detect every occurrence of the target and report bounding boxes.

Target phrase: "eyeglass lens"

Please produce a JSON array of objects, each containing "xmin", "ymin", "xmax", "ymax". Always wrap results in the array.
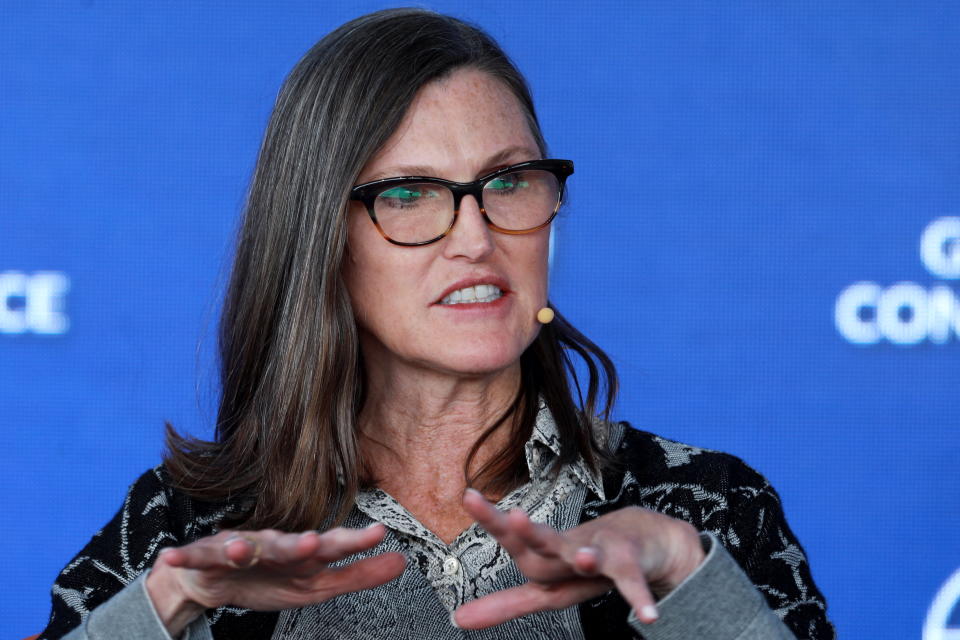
[{"xmin": 372, "ymin": 169, "xmax": 561, "ymax": 244}]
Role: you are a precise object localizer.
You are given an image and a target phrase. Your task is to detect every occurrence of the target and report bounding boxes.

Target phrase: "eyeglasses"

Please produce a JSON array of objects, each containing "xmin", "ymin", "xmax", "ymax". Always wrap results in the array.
[{"xmin": 349, "ymin": 159, "xmax": 574, "ymax": 246}]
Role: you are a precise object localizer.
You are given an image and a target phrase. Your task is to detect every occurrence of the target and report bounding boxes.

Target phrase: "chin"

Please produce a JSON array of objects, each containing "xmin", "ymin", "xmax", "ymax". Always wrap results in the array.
[{"xmin": 429, "ymin": 342, "xmax": 527, "ymax": 377}]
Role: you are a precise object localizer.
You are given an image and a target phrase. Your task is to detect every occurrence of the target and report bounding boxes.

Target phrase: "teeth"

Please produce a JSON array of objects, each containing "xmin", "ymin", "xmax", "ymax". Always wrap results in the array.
[{"xmin": 440, "ymin": 284, "xmax": 503, "ymax": 305}]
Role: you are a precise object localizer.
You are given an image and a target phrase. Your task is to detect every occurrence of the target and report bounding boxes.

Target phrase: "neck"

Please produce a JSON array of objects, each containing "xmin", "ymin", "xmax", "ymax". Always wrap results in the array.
[{"xmin": 359, "ymin": 359, "xmax": 521, "ymax": 500}]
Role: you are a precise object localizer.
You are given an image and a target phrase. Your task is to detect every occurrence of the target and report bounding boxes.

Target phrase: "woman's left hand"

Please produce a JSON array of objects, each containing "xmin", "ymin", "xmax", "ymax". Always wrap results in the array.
[{"xmin": 453, "ymin": 489, "xmax": 706, "ymax": 629}]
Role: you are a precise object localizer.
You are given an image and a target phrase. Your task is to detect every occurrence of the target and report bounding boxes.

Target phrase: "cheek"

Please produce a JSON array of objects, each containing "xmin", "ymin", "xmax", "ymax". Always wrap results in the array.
[
  {"xmin": 344, "ymin": 212, "xmax": 387, "ymax": 322},
  {"xmin": 514, "ymin": 233, "xmax": 551, "ymax": 294},
  {"xmin": 344, "ymin": 216, "xmax": 431, "ymax": 330},
  {"xmin": 345, "ymin": 259, "xmax": 396, "ymax": 330}
]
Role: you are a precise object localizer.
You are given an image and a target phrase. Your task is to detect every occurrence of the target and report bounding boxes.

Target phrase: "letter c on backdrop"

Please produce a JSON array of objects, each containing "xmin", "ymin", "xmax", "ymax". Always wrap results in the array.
[{"xmin": 924, "ymin": 567, "xmax": 960, "ymax": 640}]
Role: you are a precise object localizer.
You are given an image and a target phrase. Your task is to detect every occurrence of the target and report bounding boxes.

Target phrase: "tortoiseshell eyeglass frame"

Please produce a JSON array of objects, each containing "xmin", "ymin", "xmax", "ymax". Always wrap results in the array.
[{"xmin": 349, "ymin": 159, "xmax": 574, "ymax": 246}]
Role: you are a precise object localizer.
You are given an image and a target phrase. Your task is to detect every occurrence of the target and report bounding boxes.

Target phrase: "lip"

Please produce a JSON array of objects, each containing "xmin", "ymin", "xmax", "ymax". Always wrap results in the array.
[{"xmin": 433, "ymin": 274, "xmax": 512, "ymax": 305}]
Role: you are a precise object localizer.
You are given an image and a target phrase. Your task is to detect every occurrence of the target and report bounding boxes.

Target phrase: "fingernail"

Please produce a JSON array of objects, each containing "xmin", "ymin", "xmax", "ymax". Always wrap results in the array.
[
  {"xmin": 573, "ymin": 546, "xmax": 600, "ymax": 576},
  {"xmin": 449, "ymin": 611, "xmax": 460, "ymax": 629},
  {"xmin": 464, "ymin": 488, "xmax": 481, "ymax": 498},
  {"xmin": 641, "ymin": 604, "xmax": 659, "ymax": 622},
  {"xmin": 158, "ymin": 547, "xmax": 172, "ymax": 556}
]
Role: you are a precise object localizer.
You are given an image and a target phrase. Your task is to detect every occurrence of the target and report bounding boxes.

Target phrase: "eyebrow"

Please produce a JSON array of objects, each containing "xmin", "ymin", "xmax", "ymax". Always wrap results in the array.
[{"xmin": 362, "ymin": 146, "xmax": 540, "ymax": 182}]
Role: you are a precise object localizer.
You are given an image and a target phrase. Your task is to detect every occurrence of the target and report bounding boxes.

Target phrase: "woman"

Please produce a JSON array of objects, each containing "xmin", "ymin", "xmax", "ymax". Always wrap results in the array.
[{"xmin": 40, "ymin": 8, "xmax": 833, "ymax": 639}]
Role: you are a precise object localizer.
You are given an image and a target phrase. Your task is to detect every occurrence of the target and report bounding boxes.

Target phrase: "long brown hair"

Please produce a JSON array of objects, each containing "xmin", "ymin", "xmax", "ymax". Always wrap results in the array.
[{"xmin": 164, "ymin": 8, "xmax": 618, "ymax": 532}]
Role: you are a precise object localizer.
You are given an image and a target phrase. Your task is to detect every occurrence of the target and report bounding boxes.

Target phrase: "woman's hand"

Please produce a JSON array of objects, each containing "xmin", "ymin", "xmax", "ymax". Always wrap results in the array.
[
  {"xmin": 145, "ymin": 523, "xmax": 405, "ymax": 636},
  {"xmin": 453, "ymin": 489, "xmax": 705, "ymax": 629}
]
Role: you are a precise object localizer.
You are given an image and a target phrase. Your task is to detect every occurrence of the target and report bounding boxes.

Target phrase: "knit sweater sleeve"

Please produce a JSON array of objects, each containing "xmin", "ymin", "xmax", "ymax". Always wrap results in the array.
[
  {"xmin": 721, "ymin": 462, "xmax": 834, "ymax": 638},
  {"xmin": 38, "ymin": 467, "xmax": 184, "ymax": 640},
  {"xmin": 38, "ymin": 467, "xmax": 279, "ymax": 640},
  {"xmin": 578, "ymin": 424, "xmax": 835, "ymax": 639}
]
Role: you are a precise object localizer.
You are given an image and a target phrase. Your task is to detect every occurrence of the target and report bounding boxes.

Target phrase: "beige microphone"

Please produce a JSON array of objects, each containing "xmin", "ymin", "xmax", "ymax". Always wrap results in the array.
[{"xmin": 536, "ymin": 307, "xmax": 555, "ymax": 324}]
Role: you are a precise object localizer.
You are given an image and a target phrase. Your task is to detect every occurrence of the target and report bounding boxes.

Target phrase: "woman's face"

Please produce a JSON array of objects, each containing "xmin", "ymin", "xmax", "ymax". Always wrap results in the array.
[{"xmin": 344, "ymin": 68, "xmax": 550, "ymax": 379}]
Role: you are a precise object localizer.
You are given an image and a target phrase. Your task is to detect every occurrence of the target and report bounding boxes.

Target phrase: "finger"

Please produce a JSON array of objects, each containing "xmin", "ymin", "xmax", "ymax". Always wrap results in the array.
[
  {"xmin": 225, "ymin": 532, "xmax": 270, "ymax": 568},
  {"xmin": 452, "ymin": 578, "xmax": 611, "ymax": 630},
  {"xmin": 156, "ymin": 546, "xmax": 188, "ymax": 568},
  {"xmin": 594, "ymin": 537, "xmax": 659, "ymax": 624},
  {"xmin": 257, "ymin": 530, "xmax": 327, "ymax": 568},
  {"xmin": 571, "ymin": 546, "xmax": 601, "ymax": 577},
  {"xmin": 312, "ymin": 523, "xmax": 388, "ymax": 562},
  {"xmin": 464, "ymin": 492, "xmax": 575, "ymax": 581},
  {"xmin": 462, "ymin": 489, "xmax": 510, "ymax": 537},
  {"xmin": 462, "ymin": 490, "xmax": 529, "ymax": 559},
  {"xmin": 158, "ymin": 536, "xmax": 253, "ymax": 569},
  {"xmin": 507, "ymin": 509, "xmax": 591, "ymax": 582},
  {"xmin": 159, "ymin": 531, "xmax": 269, "ymax": 571},
  {"xmin": 507, "ymin": 509, "xmax": 564, "ymax": 559},
  {"xmin": 293, "ymin": 552, "xmax": 407, "ymax": 597},
  {"xmin": 274, "ymin": 525, "xmax": 390, "ymax": 579}
]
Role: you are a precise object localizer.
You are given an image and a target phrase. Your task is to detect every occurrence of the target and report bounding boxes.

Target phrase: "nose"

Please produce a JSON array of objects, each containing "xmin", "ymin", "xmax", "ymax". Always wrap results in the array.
[{"xmin": 442, "ymin": 194, "xmax": 495, "ymax": 261}]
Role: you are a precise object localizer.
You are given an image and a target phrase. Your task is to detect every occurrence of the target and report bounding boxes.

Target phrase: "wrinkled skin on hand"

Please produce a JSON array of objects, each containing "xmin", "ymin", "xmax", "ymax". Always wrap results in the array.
[
  {"xmin": 452, "ymin": 489, "xmax": 705, "ymax": 629},
  {"xmin": 145, "ymin": 524, "xmax": 405, "ymax": 636}
]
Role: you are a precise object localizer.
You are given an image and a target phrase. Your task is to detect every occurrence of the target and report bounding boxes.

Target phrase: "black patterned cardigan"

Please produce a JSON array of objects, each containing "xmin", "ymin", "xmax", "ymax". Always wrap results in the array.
[{"xmin": 39, "ymin": 425, "xmax": 835, "ymax": 639}]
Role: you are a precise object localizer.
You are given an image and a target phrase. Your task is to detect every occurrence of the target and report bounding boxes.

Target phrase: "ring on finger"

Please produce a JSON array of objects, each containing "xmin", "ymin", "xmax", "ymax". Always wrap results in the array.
[{"xmin": 223, "ymin": 534, "xmax": 262, "ymax": 569}]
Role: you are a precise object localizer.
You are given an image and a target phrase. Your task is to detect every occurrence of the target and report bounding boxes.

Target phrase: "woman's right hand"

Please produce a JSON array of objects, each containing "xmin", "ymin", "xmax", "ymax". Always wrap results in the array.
[{"xmin": 145, "ymin": 523, "xmax": 406, "ymax": 636}]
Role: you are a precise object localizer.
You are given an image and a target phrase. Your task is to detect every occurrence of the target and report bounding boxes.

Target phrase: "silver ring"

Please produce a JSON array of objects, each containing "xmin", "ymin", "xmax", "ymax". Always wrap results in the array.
[{"xmin": 223, "ymin": 534, "xmax": 262, "ymax": 569}]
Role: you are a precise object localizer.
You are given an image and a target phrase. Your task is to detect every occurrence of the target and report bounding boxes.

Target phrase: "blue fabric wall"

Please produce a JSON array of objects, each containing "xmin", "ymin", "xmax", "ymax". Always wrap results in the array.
[{"xmin": 2, "ymin": 2, "xmax": 959, "ymax": 638}]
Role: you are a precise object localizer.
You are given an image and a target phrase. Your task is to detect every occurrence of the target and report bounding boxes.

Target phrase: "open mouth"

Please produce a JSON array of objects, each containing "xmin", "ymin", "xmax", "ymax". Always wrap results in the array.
[{"xmin": 438, "ymin": 284, "xmax": 503, "ymax": 305}]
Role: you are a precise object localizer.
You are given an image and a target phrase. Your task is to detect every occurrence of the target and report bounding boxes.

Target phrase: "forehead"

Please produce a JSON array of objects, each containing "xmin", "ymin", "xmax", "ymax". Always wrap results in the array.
[
  {"xmin": 361, "ymin": 68, "xmax": 539, "ymax": 180},
  {"xmin": 412, "ymin": 69, "xmax": 525, "ymax": 128}
]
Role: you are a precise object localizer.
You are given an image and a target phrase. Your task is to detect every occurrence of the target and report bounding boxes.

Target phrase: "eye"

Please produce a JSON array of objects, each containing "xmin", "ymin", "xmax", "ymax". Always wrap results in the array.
[
  {"xmin": 486, "ymin": 174, "xmax": 530, "ymax": 195},
  {"xmin": 377, "ymin": 185, "xmax": 437, "ymax": 208},
  {"xmin": 381, "ymin": 186, "xmax": 420, "ymax": 201}
]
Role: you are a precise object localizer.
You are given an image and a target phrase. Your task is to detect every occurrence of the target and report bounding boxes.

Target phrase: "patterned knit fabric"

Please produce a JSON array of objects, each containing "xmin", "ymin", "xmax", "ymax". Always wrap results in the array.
[
  {"xmin": 577, "ymin": 427, "xmax": 835, "ymax": 639},
  {"xmin": 351, "ymin": 406, "xmax": 604, "ymax": 613},
  {"xmin": 39, "ymin": 420, "xmax": 834, "ymax": 639}
]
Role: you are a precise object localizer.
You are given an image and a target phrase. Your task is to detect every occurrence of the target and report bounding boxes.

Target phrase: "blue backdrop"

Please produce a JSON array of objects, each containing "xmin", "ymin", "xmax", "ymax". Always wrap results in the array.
[{"xmin": 3, "ymin": 2, "xmax": 959, "ymax": 638}]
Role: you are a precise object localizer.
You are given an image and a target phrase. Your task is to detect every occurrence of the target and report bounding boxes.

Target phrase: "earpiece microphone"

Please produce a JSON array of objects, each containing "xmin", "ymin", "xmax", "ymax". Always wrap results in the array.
[{"xmin": 536, "ymin": 307, "xmax": 555, "ymax": 324}]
